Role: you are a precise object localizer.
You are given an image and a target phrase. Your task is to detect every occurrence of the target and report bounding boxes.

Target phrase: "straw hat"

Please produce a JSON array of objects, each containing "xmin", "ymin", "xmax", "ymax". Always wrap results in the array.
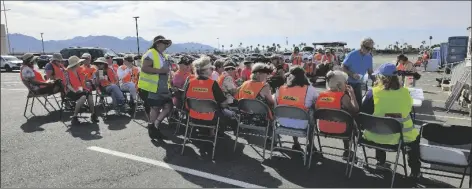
[
  {"xmin": 67, "ymin": 56, "xmax": 85, "ymax": 69},
  {"xmin": 21, "ymin": 53, "xmax": 39, "ymax": 64},
  {"xmin": 93, "ymin": 57, "xmax": 108, "ymax": 65}
]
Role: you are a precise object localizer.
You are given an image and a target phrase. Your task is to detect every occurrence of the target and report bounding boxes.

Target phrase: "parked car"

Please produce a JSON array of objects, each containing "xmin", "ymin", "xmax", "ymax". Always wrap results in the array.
[
  {"xmin": 1, "ymin": 55, "xmax": 22, "ymax": 72},
  {"xmin": 37, "ymin": 55, "xmax": 53, "ymax": 69},
  {"xmin": 60, "ymin": 47, "xmax": 123, "ymax": 67}
]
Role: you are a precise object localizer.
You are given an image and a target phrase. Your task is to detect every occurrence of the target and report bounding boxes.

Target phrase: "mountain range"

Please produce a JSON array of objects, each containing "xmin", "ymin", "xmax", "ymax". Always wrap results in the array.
[{"xmin": 6, "ymin": 33, "xmax": 217, "ymax": 54}]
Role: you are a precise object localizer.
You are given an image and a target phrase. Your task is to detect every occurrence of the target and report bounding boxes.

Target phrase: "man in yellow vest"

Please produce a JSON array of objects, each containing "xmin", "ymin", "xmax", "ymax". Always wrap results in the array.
[{"xmin": 138, "ymin": 35, "xmax": 173, "ymax": 140}]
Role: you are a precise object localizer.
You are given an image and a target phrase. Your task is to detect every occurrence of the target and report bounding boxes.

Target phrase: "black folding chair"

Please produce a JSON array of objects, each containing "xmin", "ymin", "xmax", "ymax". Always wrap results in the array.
[
  {"xmin": 271, "ymin": 105, "xmax": 312, "ymax": 167},
  {"xmin": 181, "ymin": 98, "xmax": 221, "ymax": 160},
  {"xmin": 310, "ymin": 108, "xmax": 358, "ymax": 177},
  {"xmin": 419, "ymin": 123, "xmax": 472, "ymax": 188},
  {"xmin": 234, "ymin": 99, "xmax": 272, "ymax": 160},
  {"xmin": 21, "ymin": 80, "xmax": 61, "ymax": 119},
  {"xmin": 355, "ymin": 113, "xmax": 409, "ymax": 188},
  {"xmin": 168, "ymin": 88, "xmax": 188, "ymax": 135}
]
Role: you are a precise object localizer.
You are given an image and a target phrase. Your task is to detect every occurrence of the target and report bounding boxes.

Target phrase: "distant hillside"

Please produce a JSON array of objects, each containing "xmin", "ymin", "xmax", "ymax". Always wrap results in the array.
[{"xmin": 7, "ymin": 33, "xmax": 216, "ymax": 54}]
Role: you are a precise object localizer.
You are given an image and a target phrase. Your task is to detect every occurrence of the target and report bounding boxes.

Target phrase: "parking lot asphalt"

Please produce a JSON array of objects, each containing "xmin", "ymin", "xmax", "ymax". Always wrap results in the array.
[{"xmin": 1, "ymin": 70, "xmax": 470, "ymax": 188}]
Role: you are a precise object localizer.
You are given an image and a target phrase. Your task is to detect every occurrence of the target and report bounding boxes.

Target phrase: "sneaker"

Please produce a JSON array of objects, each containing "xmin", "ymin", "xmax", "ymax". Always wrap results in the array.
[
  {"xmin": 91, "ymin": 113, "xmax": 99, "ymax": 123},
  {"xmin": 71, "ymin": 116, "xmax": 81, "ymax": 125},
  {"xmin": 148, "ymin": 123, "xmax": 167, "ymax": 140}
]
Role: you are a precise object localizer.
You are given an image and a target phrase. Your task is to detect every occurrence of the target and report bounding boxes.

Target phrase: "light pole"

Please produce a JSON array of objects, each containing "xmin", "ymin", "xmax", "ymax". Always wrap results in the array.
[
  {"xmin": 1, "ymin": 1, "xmax": 11, "ymax": 53},
  {"xmin": 133, "ymin": 16, "xmax": 140, "ymax": 55},
  {"xmin": 40, "ymin": 32, "xmax": 45, "ymax": 54},
  {"xmin": 217, "ymin": 37, "xmax": 220, "ymax": 51}
]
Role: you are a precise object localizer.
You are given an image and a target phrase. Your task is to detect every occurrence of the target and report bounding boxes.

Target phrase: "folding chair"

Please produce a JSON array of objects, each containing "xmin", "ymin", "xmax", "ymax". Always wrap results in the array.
[
  {"xmin": 181, "ymin": 98, "xmax": 221, "ymax": 160},
  {"xmin": 234, "ymin": 99, "xmax": 272, "ymax": 160},
  {"xmin": 309, "ymin": 108, "xmax": 358, "ymax": 177},
  {"xmin": 21, "ymin": 80, "xmax": 61, "ymax": 119},
  {"xmin": 419, "ymin": 123, "xmax": 472, "ymax": 188},
  {"xmin": 132, "ymin": 90, "xmax": 150, "ymax": 123},
  {"xmin": 270, "ymin": 105, "xmax": 312, "ymax": 166},
  {"xmin": 355, "ymin": 113, "xmax": 409, "ymax": 188},
  {"xmin": 168, "ymin": 89, "xmax": 188, "ymax": 135},
  {"xmin": 94, "ymin": 87, "xmax": 114, "ymax": 117}
]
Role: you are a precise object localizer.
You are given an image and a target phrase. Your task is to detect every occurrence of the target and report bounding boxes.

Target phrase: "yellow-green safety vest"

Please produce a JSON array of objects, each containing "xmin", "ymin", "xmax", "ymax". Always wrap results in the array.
[
  {"xmin": 363, "ymin": 85, "xmax": 419, "ymax": 145},
  {"xmin": 137, "ymin": 48, "xmax": 170, "ymax": 92}
]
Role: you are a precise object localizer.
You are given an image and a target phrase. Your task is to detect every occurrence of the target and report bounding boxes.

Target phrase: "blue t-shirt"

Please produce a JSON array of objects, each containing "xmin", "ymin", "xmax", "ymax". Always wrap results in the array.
[{"xmin": 342, "ymin": 49, "xmax": 373, "ymax": 83}]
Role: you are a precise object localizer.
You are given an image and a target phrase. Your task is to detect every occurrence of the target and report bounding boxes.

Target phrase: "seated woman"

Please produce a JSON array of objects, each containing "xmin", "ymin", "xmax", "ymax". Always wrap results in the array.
[
  {"xmin": 172, "ymin": 55, "xmax": 194, "ymax": 110},
  {"xmin": 273, "ymin": 67, "xmax": 318, "ymax": 151},
  {"xmin": 183, "ymin": 56, "xmax": 233, "ymax": 136},
  {"xmin": 360, "ymin": 63, "xmax": 421, "ymax": 180},
  {"xmin": 396, "ymin": 54, "xmax": 418, "ymax": 87},
  {"xmin": 315, "ymin": 70, "xmax": 359, "ymax": 159},
  {"xmin": 217, "ymin": 60, "xmax": 239, "ymax": 106},
  {"xmin": 64, "ymin": 56, "xmax": 99, "ymax": 125},
  {"xmin": 20, "ymin": 53, "xmax": 63, "ymax": 95},
  {"xmin": 118, "ymin": 54, "xmax": 140, "ymax": 107},
  {"xmin": 93, "ymin": 57, "xmax": 126, "ymax": 109},
  {"xmin": 268, "ymin": 54, "xmax": 288, "ymax": 93},
  {"xmin": 236, "ymin": 63, "xmax": 275, "ymax": 126}
]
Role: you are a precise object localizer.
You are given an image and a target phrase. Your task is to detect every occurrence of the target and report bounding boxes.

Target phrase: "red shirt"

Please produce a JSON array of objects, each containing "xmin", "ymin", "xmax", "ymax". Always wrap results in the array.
[{"xmin": 241, "ymin": 67, "xmax": 252, "ymax": 80}]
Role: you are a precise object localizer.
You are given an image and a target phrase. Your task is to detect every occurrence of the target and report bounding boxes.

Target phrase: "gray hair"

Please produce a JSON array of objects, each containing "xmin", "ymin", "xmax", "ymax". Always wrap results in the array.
[
  {"xmin": 192, "ymin": 55, "xmax": 212, "ymax": 76},
  {"xmin": 326, "ymin": 70, "xmax": 348, "ymax": 91},
  {"xmin": 361, "ymin": 37, "xmax": 374, "ymax": 47},
  {"xmin": 250, "ymin": 62, "xmax": 268, "ymax": 81}
]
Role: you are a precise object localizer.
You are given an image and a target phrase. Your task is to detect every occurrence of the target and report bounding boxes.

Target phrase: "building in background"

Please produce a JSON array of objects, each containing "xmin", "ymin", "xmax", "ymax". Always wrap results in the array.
[{"xmin": 1, "ymin": 24, "xmax": 9, "ymax": 55}]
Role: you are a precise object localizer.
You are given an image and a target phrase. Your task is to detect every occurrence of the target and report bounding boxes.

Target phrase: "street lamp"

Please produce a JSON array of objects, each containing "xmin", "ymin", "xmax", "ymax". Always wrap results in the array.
[
  {"xmin": 217, "ymin": 37, "xmax": 220, "ymax": 51},
  {"xmin": 133, "ymin": 16, "xmax": 140, "ymax": 55},
  {"xmin": 1, "ymin": 1, "xmax": 11, "ymax": 53},
  {"xmin": 40, "ymin": 32, "xmax": 45, "ymax": 54}
]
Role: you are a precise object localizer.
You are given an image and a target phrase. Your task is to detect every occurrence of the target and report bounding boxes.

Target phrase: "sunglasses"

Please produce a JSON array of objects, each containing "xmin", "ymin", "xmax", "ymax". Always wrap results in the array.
[{"xmin": 363, "ymin": 46, "xmax": 373, "ymax": 51}]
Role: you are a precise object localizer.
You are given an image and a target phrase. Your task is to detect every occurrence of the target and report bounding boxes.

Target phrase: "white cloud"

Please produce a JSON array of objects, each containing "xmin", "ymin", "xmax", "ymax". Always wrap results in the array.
[{"xmin": 1, "ymin": 1, "xmax": 470, "ymax": 47}]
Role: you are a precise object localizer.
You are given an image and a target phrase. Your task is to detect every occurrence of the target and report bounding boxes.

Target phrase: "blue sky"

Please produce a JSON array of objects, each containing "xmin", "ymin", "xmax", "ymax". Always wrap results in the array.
[{"xmin": 1, "ymin": 1, "xmax": 470, "ymax": 49}]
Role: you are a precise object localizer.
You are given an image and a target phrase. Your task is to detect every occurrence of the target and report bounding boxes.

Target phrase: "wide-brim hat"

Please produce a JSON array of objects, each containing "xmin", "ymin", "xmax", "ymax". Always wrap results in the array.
[
  {"xmin": 243, "ymin": 57, "xmax": 254, "ymax": 65},
  {"xmin": 93, "ymin": 57, "xmax": 108, "ymax": 65},
  {"xmin": 52, "ymin": 53, "xmax": 64, "ymax": 61},
  {"xmin": 252, "ymin": 63, "xmax": 273, "ymax": 74},
  {"xmin": 22, "ymin": 53, "xmax": 39, "ymax": 63},
  {"xmin": 153, "ymin": 35, "xmax": 172, "ymax": 47},
  {"xmin": 223, "ymin": 61, "xmax": 237, "ymax": 70},
  {"xmin": 67, "ymin": 56, "xmax": 85, "ymax": 69}
]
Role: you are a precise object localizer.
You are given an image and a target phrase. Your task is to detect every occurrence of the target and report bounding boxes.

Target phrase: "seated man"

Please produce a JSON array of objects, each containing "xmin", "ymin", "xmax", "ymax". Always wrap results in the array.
[
  {"xmin": 360, "ymin": 63, "xmax": 421, "ymax": 180},
  {"xmin": 118, "ymin": 54, "xmax": 140, "ymax": 108},
  {"xmin": 79, "ymin": 53, "xmax": 97, "ymax": 90},
  {"xmin": 273, "ymin": 67, "xmax": 318, "ymax": 151},
  {"xmin": 93, "ymin": 57, "xmax": 126, "ymax": 109},
  {"xmin": 183, "ymin": 56, "xmax": 233, "ymax": 136},
  {"xmin": 20, "ymin": 53, "xmax": 63, "ymax": 95},
  {"xmin": 64, "ymin": 56, "xmax": 99, "ymax": 125},
  {"xmin": 217, "ymin": 60, "xmax": 239, "ymax": 106}
]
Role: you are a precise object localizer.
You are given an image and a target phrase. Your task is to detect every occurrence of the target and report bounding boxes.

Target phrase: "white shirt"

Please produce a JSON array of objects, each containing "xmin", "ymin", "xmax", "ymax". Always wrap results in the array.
[
  {"xmin": 21, "ymin": 66, "xmax": 40, "ymax": 90},
  {"xmin": 211, "ymin": 71, "xmax": 220, "ymax": 81},
  {"xmin": 273, "ymin": 85, "xmax": 318, "ymax": 129}
]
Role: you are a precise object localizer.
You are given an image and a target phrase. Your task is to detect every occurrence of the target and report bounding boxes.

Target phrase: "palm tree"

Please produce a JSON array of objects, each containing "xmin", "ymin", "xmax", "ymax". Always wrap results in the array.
[
  {"xmin": 250, "ymin": 45, "xmax": 253, "ymax": 51},
  {"xmin": 230, "ymin": 44, "xmax": 233, "ymax": 48},
  {"xmin": 239, "ymin": 42, "xmax": 243, "ymax": 48},
  {"xmin": 292, "ymin": 44, "xmax": 296, "ymax": 49},
  {"xmin": 277, "ymin": 44, "xmax": 281, "ymax": 52},
  {"xmin": 262, "ymin": 45, "xmax": 265, "ymax": 52},
  {"xmin": 258, "ymin": 44, "xmax": 260, "ymax": 48},
  {"xmin": 429, "ymin": 36, "xmax": 433, "ymax": 46}
]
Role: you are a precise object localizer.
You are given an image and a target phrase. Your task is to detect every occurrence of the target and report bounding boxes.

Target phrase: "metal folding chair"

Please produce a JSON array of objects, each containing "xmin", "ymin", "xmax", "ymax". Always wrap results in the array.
[
  {"xmin": 181, "ymin": 98, "xmax": 221, "ymax": 160},
  {"xmin": 132, "ymin": 90, "xmax": 150, "ymax": 123},
  {"xmin": 234, "ymin": 99, "xmax": 273, "ymax": 160},
  {"xmin": 419, "ymin": 123, "xmax": 472, "ymax": 188},
  {"xmin": 21, "ymin": 80, "xmax": 61, "ymax": 119},
  {"xmin": 270, "ymin": 105, "xmax": 312, "ymax": 167},
  {"xmin": 168, "ymin": 89, "xmax": 188, "ymax": 135},
  {"xmin": 310, "ymin": 108, "xmax": 358, "ymax": 177},
  {"xmin": 355, "ymin": 113, "xmax": 408, "ymax": 188}
]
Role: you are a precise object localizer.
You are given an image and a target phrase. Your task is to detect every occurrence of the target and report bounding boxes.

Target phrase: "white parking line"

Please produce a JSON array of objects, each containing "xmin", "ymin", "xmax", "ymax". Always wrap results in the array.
[
  {"xmin": 1, "ymin": 88, "xmax": 27, "ymax": 91},
  {"xmin": 1, "ymin": 82, "xmax": 22, "ymax": 84},
  {"xmin": 87, "ymin": 146, "xmax": 265, "ymax": 188},
  {"xmin": 416, "ymin": 113, "xmax": 471, "ymax": 120}
]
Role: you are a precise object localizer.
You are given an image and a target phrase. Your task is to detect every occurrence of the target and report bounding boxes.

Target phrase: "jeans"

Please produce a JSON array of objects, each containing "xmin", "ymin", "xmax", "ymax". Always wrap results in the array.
[
  {"xmin": 105, "ymin": 84, "xmax": 125, "ymax": 107},
  {"xmin": 120, "ymin": 82, "xmax": 137, "ymax": 103},
  {"xmin": 348, "ymin": 82, "xmax": 363, "ymax": 106}
]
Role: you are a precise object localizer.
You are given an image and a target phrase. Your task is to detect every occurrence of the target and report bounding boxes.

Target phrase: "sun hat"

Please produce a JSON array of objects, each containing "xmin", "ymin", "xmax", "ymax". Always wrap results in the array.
[
  {"xmin": 373, "ymin": 63, "xmax": 397, "ymax": 76},
  {"xmin": 153, "ymin": 35, "xmax": 172, "ymax": 47},
  {"xmin": 252, "ymin": 62, "xmax": 273, "ymax": 74},
  {"xmin": 242, "ymin": 57, "xmax": 254, "ymax": 65},
  {"xmin": 21, "ymin": 53, "xmax": 39, "ymax": 63},
  {"xmin": 81, "ymin": 53, "xmax": 91, "ymax": 59},
  {"xmin": 67, "ymin": 56, "xmax": 84, "ymax": 69},
  {"xmin": 51, "ymin": 53, "xmax": 63, "ymax": 61},
  {"xmin": 94, "ymin": 57, "xmax": 108, "ymax": 65},
  {"xmin": 123, "ymin": 54, "xmax": 134, "ymax": 62},
  {"xmin": 223, "ymin": 60, "xmax": 237, "ymax": 70}
]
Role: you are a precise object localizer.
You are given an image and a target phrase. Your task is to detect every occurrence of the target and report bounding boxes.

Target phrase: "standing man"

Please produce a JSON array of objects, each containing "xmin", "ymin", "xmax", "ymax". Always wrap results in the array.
[
  {"xmin": 341, "ymin": 38, "xmax": 375, "ymax": 106},
  {"xmin": 138, "ymin": 35, "xmax": 173, "ymax": 140}
]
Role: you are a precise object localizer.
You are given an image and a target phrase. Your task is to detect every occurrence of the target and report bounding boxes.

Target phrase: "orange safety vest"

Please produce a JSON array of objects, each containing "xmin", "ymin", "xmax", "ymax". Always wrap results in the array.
[
  {"xmin": 51, "ymin": 63, "xmax": 66, "ymax": 86},
  {"xmin": 80, "ymin": 64, "xmax": 97, "ymax": 80},
  {"xmin": 237, "ymin": 81, "xmax": 273, "ymax": 119},
  {"xmin": 322, "ymin": 54, "xmax": 334, "ymax": 63},
  {"xmin": 20, "ymin": 65, "xmax": 47, "ymax": 88},
  {"xmin": 217, "ymin": 72, "xmax": 237, "ymax": 88},
  {"xmin": 292, "ymin": 53, "xmax": 302, "ymax": 66},
  {"xmin": 100, "ymin": 68, "xmax": 118, "ymax": 87},
  {"xmin": 185, "ymin": 78, "xmax": 216, "ymax": 121},
  {"xmin": 119, "ymin": 65, "xmax": 139, "ymax": 84},
  {"xmin": 112, "ymin": 64, "xmax": 119, "ymax": 72},
  {"xmin": 67, "ymin": 69, "xmax": 87, "ymax": 92},
  {"xmin": 305, "ymin": 63, "xmax": 314, "ymax": 75},
  {"xmin": 314, "ymin": 53, "xmax": 322, "ymax": 61},
  {"xmin": 315, "ymin": 91, "xmax": 347, "ymax": 134},
  {"xmin": 277, "ymin": 85, "xmax": 308, "ymax": 111}
]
